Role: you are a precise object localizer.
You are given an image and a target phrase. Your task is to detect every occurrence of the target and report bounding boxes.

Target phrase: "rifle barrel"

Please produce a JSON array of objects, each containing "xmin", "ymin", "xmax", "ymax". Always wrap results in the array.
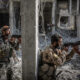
[{"xmin": 63, "ymin": 41, "xmax": 80, "ymax": 47}]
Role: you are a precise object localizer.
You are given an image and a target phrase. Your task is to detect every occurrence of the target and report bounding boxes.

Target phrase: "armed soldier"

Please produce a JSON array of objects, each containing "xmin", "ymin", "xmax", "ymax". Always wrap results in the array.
[
  {"xmin": 38, "ymin": 34, "xmax": 79, "ymax": 80},
  {"xmin": 0, "ymin": 25, "xmax": 18, "ymax": 80},
  {"xmin": 9, "ymin": 35, "xmax": 17, "ymax": 49},
  {"xmin": 15, "ymin": 35, "xmax": 22, "ymax": 58}
]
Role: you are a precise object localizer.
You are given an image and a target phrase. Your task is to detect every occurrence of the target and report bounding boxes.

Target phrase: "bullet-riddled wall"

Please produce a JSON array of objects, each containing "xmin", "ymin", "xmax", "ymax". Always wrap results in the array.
[{"xmin": 40, "ymin": 0, "xmax": 80, "ymax": 38}]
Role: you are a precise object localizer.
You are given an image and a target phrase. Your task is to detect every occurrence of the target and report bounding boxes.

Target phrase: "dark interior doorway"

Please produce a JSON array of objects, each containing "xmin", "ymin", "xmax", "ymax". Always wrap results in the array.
[{"xmin": 0, "ymin": 13, "xmax": 9, "ymax": 28}]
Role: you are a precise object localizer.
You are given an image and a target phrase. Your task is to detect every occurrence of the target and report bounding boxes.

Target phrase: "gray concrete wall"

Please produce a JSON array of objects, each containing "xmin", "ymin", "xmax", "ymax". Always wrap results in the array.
[
  {"xmin": 76, "ymin": 15, "xmax": 80, "ymax": 39},
  {"xmin": 52, "ymin": 0, "xmax": 56, "ymax": 34},
  {"xmin": 9, "ymin": 0, "xmax": 14, "ymax": 35},
  {"xmin": 21, "ymin": 0, "xmax": 37, "ymax": 80}
]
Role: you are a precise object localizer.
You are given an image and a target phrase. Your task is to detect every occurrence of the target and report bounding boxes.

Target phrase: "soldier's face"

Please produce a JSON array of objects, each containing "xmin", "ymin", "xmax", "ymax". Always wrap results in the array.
[
  {"xmin": 2, "ymin": 31, "xmax": 5, "ymax": 35},
  {"xmin": 5, "ymin": 29, "xmax": 10, "ymax": 35},
  {"xmin": 58, "ymin": 38, "xmax": 63, "ymax": 46},
  {"xmin": 10, "ymin": 37, "xmax": 15, "ymax": 42},
  {"xmin": 55, "ymin": 42, "xmax": 59, "ymax": 48}
]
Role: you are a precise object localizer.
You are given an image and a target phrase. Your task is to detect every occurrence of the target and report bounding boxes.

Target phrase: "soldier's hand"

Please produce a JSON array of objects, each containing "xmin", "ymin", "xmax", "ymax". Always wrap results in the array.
[
  {"xmin": 72, "ymin": 45, "xmax": 80, "ymax": 55},
  {"xmin": 63, "ymin": 46, "xmax": 69, "ymax": 52},
  {"xmin": 56, "ymin": 49, "xmax": 62, "ymax": 55},
  {"xmin": 72, "ymin": 45, "xmax": 79, "ymax": 53}
]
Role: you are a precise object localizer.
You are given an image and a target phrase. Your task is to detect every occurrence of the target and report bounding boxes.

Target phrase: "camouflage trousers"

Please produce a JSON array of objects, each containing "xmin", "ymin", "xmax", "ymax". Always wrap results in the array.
[
  {"xmin": 38, "ymin": 64, "xmax": 56, "ymax": 80},
  {"xmin": 0, "ymin": 63, "xmax": 13, "ymax": 80}
]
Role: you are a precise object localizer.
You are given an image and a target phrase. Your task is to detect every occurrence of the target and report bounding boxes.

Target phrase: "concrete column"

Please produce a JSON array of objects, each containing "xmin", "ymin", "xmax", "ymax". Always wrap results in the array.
[
  {"xmin": 76, "ymin": 15, "xmax": 80, "ymax": 39},
  {"xmin": 21, "ymin": 0, "xmax": 39, "ymax": 80},
  {"xmin": 69, "ymin": 0, "xmax": 72, "ymax": 14},
  {"xmin": 52, "ymin": 0, "xmax": 56, "ymax": 34},
  {"xmin": 77, "ymin": 0, "xmax": 79, "ymax": 14},
  {"xmin": 9, "ymin": 0, "xmax": 14, "ymax": 35}
]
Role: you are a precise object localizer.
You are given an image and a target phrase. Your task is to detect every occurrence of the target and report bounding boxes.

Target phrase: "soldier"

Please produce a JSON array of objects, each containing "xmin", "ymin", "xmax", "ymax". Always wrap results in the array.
[
  {"xmin": 38, "ymin": 34, "xmax": 78, "ymax": 80},
  {"xmin": 15, "ymin": 35, "xmax": 21, "ymax": 50},
  {"xmin": 0, "ymin": 25, "xmax": 18, "ymax": 80},
  {"xmin": 9, "ymin": 35, "xmax": 17, "ymax": 49},
  {"xmin": 15, "ymin": 35, "xmax": 22, "ymax": 58}
]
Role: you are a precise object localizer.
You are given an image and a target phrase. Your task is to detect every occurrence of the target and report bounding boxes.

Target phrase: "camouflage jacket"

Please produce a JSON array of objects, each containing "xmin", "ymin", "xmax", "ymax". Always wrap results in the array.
[
  {"xmin": 38, "ymin": 45, "xmax": 75, "ymax": 80},
  {"xmin": 40, "ymin": 45, "xmax": 75, "ymax": 66},
  {"xmin": 0, "ymin": 38, "xmax": 13, "ymax": 63},
  {"xmin": 40, "ymin": 46, "xmax": 63, "ymax": 67}
]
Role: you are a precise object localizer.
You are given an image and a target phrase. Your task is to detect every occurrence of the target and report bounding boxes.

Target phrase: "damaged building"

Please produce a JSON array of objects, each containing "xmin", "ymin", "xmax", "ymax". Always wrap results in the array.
[
  {"xmin": 39, "ymin": 0, "xmax": 80, "ymax": 38},
  {"xmin": 0, "ymin": 0, "xmax": 21, "ymax": 35}
]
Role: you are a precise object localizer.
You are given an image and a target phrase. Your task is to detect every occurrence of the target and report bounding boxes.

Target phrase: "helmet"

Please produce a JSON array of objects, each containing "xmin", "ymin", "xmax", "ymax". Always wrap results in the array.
[{"xmin": 1, "ymin": 25, "xmax": 10, "ymax": 32}]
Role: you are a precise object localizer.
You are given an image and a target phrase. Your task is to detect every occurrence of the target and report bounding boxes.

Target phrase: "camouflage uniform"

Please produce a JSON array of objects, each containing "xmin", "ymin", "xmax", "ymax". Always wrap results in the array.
[
  {"xmin": 0, "ymin": 40, "xmax": 13, "ymax": 62},
  {"xmin": 0, "ymin": 37, "xmax": 14, "ymax": 80},
  {"xmin": 38, "ymin": 45, "xmax": 75, "ymax": 80},
  {"xmin": 9, "ymin": 41, "xmax": 17, "ymax": 50}
]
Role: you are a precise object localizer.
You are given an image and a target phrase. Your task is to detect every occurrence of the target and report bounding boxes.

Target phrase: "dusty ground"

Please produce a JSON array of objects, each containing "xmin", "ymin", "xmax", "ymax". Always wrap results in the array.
[{"xmin": 57, "ymin": 54, "xmax": 80, "ymax": 80}]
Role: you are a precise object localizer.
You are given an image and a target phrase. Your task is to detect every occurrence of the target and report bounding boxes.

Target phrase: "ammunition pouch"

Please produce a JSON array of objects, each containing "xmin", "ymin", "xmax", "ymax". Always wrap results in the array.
[{"xmin": 0, "ymin": 49, "xmax": 10, "ymax": 63}]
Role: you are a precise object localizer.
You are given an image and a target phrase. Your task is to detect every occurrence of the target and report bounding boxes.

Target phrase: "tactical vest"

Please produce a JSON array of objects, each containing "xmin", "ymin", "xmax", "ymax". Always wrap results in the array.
[{"xmin": 0, "ymin": 39, "xmax": 13, "ymax": 63}]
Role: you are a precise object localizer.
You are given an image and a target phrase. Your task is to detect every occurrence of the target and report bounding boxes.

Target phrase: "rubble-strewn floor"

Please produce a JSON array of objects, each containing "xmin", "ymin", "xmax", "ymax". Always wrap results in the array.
[
  {"xmin": 12, "ymin": 58, "xmax": 22, "ymax": 80},
  {"xmin": 0, "ymin": 58, "xmax": 22, "ymax": 80},
  {"xmin": 56, "ymin": 69, "xmax": 80, "ymax": 80},
  {"xmin": 56, "ymin": 54, "xmax": 80, "ymax": 80}
]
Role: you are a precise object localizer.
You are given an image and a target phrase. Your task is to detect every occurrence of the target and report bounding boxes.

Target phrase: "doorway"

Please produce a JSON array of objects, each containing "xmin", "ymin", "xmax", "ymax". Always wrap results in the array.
[{"xmin": 0, "ymin": 13, "xmax": 9, "ymax": 28}]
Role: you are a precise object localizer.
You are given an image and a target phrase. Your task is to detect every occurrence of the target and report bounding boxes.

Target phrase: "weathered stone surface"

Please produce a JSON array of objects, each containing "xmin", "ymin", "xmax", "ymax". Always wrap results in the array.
[
  {"xmin": 76, "ymin": 15, "xmax": 80, "ymax": 39},
  {"xmin": 21, "ymin": 0, "xmax": 36, "ymax": 80}
]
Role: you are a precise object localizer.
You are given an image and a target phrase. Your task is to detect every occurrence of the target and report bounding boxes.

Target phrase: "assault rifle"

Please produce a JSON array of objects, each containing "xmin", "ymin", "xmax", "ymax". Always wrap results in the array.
[{"xmin": 63, "ymin": 41, "xmax": 80, "ymax": 47}]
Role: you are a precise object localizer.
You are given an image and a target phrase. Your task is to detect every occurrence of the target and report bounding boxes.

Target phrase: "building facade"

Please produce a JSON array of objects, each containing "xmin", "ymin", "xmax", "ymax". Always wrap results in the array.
[
  {"xmin": 0, "ymin": 0, "xmax": 21, "ymax": 35},
  {"xmin": 40, "ymin": 0, "xmax": 80, "ymax": 39}
]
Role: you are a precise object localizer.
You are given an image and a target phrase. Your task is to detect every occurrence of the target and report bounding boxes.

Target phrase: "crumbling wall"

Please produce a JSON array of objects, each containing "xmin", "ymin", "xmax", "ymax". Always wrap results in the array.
[
  {"xmin": 13, "ymin": 2, "xmax": 21, "ymax": 35},
  {"xmin": 55, "ymin": 0, "xmax": 77, "ymax": 37}
]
